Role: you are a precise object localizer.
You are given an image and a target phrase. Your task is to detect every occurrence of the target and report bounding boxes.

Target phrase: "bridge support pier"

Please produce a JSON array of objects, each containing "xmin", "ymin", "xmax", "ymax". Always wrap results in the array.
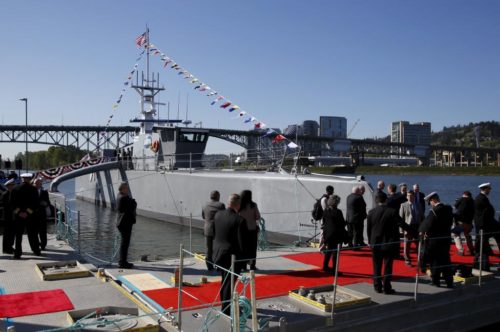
[
  {"xmin": 104, "ymin": 169, "xmax": 117, "ymax": 210},
  {"xmin": 95, "ymin": 171, "xmax": 107, "ymax": 208}
]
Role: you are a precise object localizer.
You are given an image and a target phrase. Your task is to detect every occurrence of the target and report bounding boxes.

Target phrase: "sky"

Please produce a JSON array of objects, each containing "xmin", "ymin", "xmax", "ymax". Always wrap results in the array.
[{"xmin": 0, "ymin": 0, "xmax": 499, "ymax": 158}]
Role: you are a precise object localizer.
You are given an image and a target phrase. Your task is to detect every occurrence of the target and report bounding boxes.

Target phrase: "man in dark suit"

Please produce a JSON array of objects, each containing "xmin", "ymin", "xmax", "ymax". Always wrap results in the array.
[
  {"xmin": 473, "ymin": 183, "xmax": 499, "ymax": 256},
  {"xmin": 346, "ymin": 185, "xmax": 367, "ymax": 248},
  {"xmin": 413, "ymin": 184, "xmax": 426, "ymax": 214},
  {"xmin": 375, "ymin": 180, "xmax": 387, "ymax": 200},
  {"xmin": 116, "ymin": 182, "xmax": 137, "ymax": 269},
  {"xmin": 387, "ymin": 184, "xmax": 404, "ymax": 211},
  {"xmin": 11, "ymin": 173, "xmax": 40, "ymax": 258},
  {"xmin": 2, "ymin": 179, "xmax": 16, "ymax": 254},
  {"xmin": 202, "ymin": 190, "xmax": 225, "ymax": 271},
  {"xmin": 419, "ymin": 192, "xmax": 454, "ymax": 288},
  {"xmin": 213, "ymin": 193, "xmax": 246, "ymax": 316},
  {"xmin": 367, "ymin": 192, "xmax": 407, "ymax": 294},
  {"xmin": 34, "ymin": 178, "xmax": 51, "ymax": 251}
]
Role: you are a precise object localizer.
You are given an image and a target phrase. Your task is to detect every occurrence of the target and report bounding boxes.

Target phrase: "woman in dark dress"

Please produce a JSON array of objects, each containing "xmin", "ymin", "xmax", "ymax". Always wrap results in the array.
[
  {"xmin": 116, "ymin": 182, "xmax": 137, "ymax": 268},
  {"xmin": 239, "ymin": 190, "xmax": 261, "ymax": 270},
  {"xmin": 322, "ymin": 195, "xmax": 346, "ymax": 274}
]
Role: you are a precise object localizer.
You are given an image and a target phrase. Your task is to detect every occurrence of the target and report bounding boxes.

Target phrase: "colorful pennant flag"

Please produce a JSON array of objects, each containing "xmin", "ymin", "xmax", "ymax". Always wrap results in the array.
[
  {"xmin": 228, "ymin": 105, "xmax": 240, "ymax": 112},
  {"xmin": 287, "ymin": 142, "xmax": 299, "ymax": 149},
  {"xmin": 220, "ymin": 102, "xmax": 231, "ymax": 109},
  {"xmin": 211, "ymin": 96, "xmax": 224, "ymax": 105},
  {"xmin": 272, "ymin": 134, "xmax": 286, "ymax": 144}
]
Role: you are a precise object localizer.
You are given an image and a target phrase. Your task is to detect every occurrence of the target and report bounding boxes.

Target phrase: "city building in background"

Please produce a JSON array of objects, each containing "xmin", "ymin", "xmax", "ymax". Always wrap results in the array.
[
  {"xmin": 302, "ymin": 120, "xmax": 319, "ymax": 137},
  {"xmin": 283, "ymin": 124, "xmax": 303, "ymax": 137},
  {"xmin": 319, "ymin": 116, "xmax": 347, "ymax": 138},
  {"xmin": 391, "ymin": 121, "xmax": 431, "ymax": 145}
]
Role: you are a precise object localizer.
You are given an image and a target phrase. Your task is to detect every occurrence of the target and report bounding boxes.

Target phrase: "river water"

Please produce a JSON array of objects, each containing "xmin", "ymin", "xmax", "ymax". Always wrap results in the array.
[{"xmin": 49, "ymin": 174, "xmax": 499, "ymax": 264}]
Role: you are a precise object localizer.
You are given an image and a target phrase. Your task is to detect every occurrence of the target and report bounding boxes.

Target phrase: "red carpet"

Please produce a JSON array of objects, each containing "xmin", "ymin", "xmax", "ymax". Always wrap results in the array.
[
  {"xmin": 0, "ymin": 289, "xmax": 74, "ymax": 318},
  {"xmin": 143, "ymin": 246, "xmax": 500, "ymax": 311}
]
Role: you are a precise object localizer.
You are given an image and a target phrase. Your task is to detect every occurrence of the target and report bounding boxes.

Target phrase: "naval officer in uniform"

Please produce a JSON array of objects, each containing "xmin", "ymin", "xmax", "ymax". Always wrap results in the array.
[
  {"xmin": 419, "ymin": 192, "xmax": 454, "ymax": 288},
  {"xmin": 11, "ymin": 173, "xmax": 41, "ymax": 258},
  {"xmin": 474, "ymin": 182, "xmax": 499, "ymax": 257}
]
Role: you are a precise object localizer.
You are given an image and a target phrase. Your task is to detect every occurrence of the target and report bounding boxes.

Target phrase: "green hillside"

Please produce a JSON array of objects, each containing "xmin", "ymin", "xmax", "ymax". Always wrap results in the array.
[{"xmin": 432, "ymin": 121, "xmax": 499, "ymax": 148}]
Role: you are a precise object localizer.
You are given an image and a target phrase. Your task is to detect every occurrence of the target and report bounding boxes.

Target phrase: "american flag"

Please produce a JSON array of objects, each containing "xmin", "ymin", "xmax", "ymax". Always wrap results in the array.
[{"xmin": 135, "ymin": 32, "xmax": 147, "ymax": 47}]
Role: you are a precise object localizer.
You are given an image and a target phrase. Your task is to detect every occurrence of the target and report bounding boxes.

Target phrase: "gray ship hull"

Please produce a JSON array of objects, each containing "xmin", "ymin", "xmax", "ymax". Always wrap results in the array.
[{"xmin": 75, "ymin": 169, "xmax": 373, "ymax": 244}]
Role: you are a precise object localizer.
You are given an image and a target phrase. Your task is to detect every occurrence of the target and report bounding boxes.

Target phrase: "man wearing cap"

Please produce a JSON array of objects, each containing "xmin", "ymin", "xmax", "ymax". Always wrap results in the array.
[
  {"xmin": 2, "ymin": 179, "xmax": 16, "ymax": 254},
  {"xmin": 474, "ymin": 183, "xmax": 499, "ymax": 256},
  {"xmin": 419, "ymin": 192, "xmax": 454, "ymax": 288},
  {"xmin": 11, "ymin": 173, "xmax": 41, "ymax": 258}
]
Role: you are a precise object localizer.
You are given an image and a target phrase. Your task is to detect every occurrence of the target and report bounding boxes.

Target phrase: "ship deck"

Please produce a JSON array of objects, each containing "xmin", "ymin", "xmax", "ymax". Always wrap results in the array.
[{"xmin": 1, "ymin": 234, "xmax": 499, "ymax": 331}]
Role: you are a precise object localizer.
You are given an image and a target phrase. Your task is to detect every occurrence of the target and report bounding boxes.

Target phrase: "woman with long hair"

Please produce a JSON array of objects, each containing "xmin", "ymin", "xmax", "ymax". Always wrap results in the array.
[{"xmin": 239, "ymin": 190, "xmax": 261, "ymax": 270}]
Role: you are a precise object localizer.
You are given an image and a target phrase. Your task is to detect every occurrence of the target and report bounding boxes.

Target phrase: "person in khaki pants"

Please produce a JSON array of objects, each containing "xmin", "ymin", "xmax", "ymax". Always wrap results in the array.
[{"xmin": 399, "ymin": 191, "xmax": 424, "ymax": 266}]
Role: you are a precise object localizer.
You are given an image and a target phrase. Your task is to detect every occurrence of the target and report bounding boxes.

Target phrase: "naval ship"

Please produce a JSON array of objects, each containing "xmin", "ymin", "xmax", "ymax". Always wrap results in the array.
[{"xmin": 74, "ymin": 32, "xmax": 374, "ymax": 244}]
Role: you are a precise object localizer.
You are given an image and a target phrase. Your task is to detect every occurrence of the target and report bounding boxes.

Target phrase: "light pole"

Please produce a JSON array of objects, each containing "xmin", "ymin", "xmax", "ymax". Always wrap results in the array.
[{"xmin": 19, "ymin": 98, "xmax": 28, "ymax": 172}]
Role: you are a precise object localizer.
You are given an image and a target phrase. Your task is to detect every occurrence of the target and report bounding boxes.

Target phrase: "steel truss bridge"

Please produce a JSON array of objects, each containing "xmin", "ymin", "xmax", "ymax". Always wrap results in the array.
[{"xmin": 0, "ymin": 125, "xmax": 498, "ymax": 165}]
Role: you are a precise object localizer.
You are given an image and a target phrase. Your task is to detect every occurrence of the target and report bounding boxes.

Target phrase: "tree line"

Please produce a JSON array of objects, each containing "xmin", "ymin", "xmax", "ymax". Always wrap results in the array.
[{"xmin": 2, "ymin": 146, "xmax": 90, "ymax": 171}]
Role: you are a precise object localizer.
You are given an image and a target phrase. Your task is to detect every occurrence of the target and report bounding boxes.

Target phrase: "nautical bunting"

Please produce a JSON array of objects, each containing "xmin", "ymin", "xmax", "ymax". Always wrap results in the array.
[{"xmin": 133, "ymin": 35, "xmax": 300, "ymax": 149}]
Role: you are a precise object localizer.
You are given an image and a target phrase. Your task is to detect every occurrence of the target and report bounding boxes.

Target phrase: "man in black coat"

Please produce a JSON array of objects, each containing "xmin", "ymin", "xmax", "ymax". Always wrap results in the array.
[
  {"xmin": 321, "ymin": 195, "xmax": 346, "ymax": 274},
  {"xmin": 419, "ymin": 192, "xmax": 454, "ymax": 288},
  {"xmin": 34, "ymin": 178, "xmax": 51, "ymax": 251},
  {"xmin": 202, "ymin": 190, "xmax": 225, "ymax": 271},
  {"xmin": 11, "ymin": 173, "xmax": 40, "ymax": 258},
  {"xmin": 452, "ymin": 191, "xmax": 475, "ymax": 256},
  {"xmin": 212, "ymin": 193, "xmax": 246, "ymax": 316},
  {"xmin": 116, "ymin": 182, "xmax": 137, "ymax": 269},
  {"xmin": 346, "ymin": 185, "xmax": 367, "ymax": 248},
  {"xmin": 473, "ymin": 183, "xmax": 499, "ymax": 256},
  {"xmin": 387, "ymin": 184, "xmax": 404, "ymax": 211},
  {"xmin": 2, "ymin": 179, "xmax": 16, "ymax": 254},
  {"xmin": 367, "ymin": 192, "xmax": 408, "ymax": 294}
]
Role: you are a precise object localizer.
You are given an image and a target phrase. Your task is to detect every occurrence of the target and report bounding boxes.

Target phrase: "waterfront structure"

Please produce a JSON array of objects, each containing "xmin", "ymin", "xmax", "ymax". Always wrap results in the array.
[
  {"xmin": 319, "ymin": 116, "xmax": 347, "ymax": 139},
  {"xmin": 283, "ymin": 124, "xmax": 303, "ymax": 137},
  {"xmin": 391, "ymin": 121, "xmax": 431, "ymax": 145},
  {"xmin": 302, "ymin": 120, "xmax": 319, "ymax": 137}
]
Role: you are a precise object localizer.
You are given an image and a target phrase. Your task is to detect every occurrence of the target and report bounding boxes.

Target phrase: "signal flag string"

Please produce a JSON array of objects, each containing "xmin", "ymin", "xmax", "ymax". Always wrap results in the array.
[{"xmin": 138, "ymin": 34, "xmax": 299, "ymax": 149}]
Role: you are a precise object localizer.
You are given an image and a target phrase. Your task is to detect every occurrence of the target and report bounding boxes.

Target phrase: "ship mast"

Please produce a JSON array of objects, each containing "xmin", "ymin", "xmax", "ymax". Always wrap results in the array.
[{"xmin": 131, "ymin": 27, "xmax": 165, "ymax": 134}]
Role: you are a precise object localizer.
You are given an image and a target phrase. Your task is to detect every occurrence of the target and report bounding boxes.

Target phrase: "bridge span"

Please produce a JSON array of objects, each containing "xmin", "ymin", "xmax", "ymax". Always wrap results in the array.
[{"xmin": 0, "ymin": 125, "xmax": 498, "ymax": 166}]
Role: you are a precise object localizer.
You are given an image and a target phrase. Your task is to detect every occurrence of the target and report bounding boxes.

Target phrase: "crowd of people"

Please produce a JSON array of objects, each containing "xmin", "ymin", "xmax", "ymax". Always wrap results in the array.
[
  {"xmin": 198, "ymin": 181, "xmax": 497, "ymax": 312},
  {"xmin": 201, "ymin": 190, "xmax": 261, "ymax": 315},
  {"xmin": 2, "ymin": 173, "xmax": 52, "ymax": 259},
  {"xmin": 320, "ymin": 181, "xmax": 498, "ymax": 294}
]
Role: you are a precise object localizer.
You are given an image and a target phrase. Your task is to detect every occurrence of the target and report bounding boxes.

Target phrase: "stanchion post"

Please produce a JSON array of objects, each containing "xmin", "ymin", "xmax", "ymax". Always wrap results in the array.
[
  {"xmin": 479, "ymin": 229, "xmax": 483, "ymax": 287},
  {"xmin": 231, "ymin": 255, "xmax": 236, "ymax": 295},
  {"xmin": 177, "ymin": 243, "xmax": 184, "ymax": 331},
  {"xmin": 189, "ymin": 153, "xmax": 192, "ymax": 174},
  {"xmin": 414, "ymin": 238, "xmax": 422, "ymax": 302},
  {"xmin": 233, "ymin": 291, "xmax": 240, "ymax": 332},
  {"xmin": 331, "ymin": 243, "xmax": 341, "ymax": 321},
  {"xmin": 250, "ymin": 270, "xmax": 258, "ymax": 332},
  {"xmin": 77, "ymin": 210, "xmax": 81, "ymax": 256},
  {"xmin": 189, "ymin": 213, "xmax": 193, "ymax": 254}
]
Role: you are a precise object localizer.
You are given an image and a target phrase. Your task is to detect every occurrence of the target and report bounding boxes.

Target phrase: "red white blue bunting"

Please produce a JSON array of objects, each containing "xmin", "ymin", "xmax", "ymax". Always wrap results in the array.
[{"xmin": 139, "ymin": 36, "xmax": 299, "ymax": 149}]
